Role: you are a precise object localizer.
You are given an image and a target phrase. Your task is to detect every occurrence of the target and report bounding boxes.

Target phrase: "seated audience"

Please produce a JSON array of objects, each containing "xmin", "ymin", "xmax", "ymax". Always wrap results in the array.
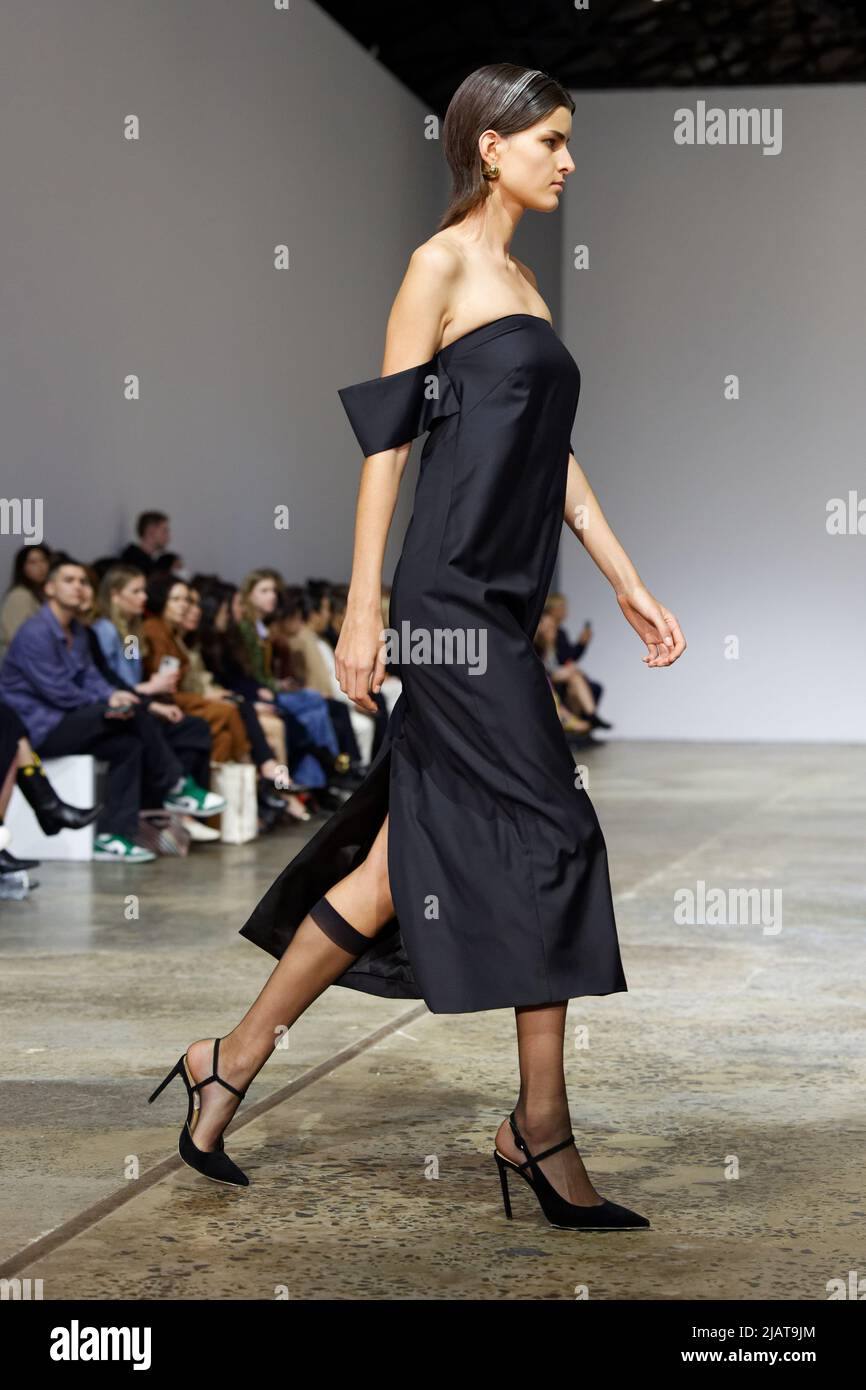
[
  {"xmin": 547, "ymin": 590, "xmax": 609, "ymax": 723},
  {"xmin": 6, "ymin": 530, "xmax": 595, "ymax": 855},
  {"xmin": 534, "ymin": 610, "xmax": 594, "ymax": 742},
  {"xmin": 234, "ymin": 570, "xmax": 352, "ymax": 795},
  {"xmin": 0, "ymin": 558, "xmax": 224, "ymax": 862},
  {"xmin": 187, "ymin": 580, "xmax": 323, "ymax": 811},
  {"xmin": 180, "ymin": 582, "xmax": 310, "ymax": 823}
]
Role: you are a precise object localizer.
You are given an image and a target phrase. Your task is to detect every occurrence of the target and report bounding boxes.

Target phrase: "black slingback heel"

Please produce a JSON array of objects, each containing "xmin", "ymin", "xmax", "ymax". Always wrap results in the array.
[
  {"xmin": 494, "ymin": 1110, "xmax": 649, "ymax": 1231},
  {"xmin": 148, "ymin": 1036, "xmax": 250, "ymax": 1187}
]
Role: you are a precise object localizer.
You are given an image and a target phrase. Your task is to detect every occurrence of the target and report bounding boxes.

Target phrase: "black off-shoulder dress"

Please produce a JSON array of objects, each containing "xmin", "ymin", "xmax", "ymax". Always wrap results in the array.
[{"xmin": 239, "ymin": 313, "xmax": 627, "ymax": 1014}]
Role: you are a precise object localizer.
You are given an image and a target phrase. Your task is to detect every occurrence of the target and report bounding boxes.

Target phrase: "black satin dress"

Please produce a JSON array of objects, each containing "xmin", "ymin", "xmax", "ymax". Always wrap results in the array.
[{"xmin": 239, "ymin": 312, "xmax": 628, "ymax": 1013}]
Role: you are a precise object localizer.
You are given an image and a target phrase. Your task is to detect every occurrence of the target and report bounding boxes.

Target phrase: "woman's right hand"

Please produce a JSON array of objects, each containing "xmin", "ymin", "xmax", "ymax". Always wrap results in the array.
[
  {"xmin": 616, "ymin": 582, "xmax": 686, "ymax": 667},
  {"xmin": 335, "ymin": 602, "xmax": 387, "ymax": 713},
  {"xmin": 139, "ymin": 668, "xmax": 179, "ymax": 695},
  {"xmin": 257, "ymin": 687, "xmax": 275, "ymax": 703}
]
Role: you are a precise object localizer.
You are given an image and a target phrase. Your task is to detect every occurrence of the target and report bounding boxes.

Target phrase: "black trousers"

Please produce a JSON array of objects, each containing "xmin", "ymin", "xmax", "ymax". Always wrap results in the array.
[
  {"xmin": 0, "ymin": 700, "xmax": 29, "ymax": 790},
  {"xmin": 158, "ymin": 712, "xmax": 212, "ymax": 791},
  {"xmin": 38, "ymin": 702, "xmax": 182, "ymax": 838},
  {"xmin": 236, "ymin": 699, "xmax": 273, "ymax": 767}
]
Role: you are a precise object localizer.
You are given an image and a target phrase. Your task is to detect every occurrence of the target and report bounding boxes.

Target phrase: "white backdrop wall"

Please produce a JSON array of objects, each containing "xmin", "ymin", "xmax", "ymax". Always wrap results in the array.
[
  {"xmin": 557, "ymin": 85, "xmax": 865, "ymax": 742},
  {"xmin": 0, "ymin": 0, "xmax": 447, "ymax": 586}
]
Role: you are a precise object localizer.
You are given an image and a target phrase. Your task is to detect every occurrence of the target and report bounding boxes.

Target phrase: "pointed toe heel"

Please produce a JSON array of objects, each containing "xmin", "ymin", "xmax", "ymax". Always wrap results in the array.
[
  {"xmin": 178, "ymin": 1117, "xmax": 249, "ymax": 1187},
  {"xmin": 493, "ymin": 1111, "xmax": 649, "ymax": 1231},
  {"xmin": 148, "ymin": 1037, "xmax": 250, "ymax": 1187}
]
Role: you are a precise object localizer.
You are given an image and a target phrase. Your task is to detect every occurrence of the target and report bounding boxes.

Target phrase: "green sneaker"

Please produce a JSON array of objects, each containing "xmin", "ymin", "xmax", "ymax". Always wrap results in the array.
[
  {"xmin": 162, "ymin": 776, "xmax": 227, "ymax": 818},
  {"xmin": 93, "ymin": 834, "xmax": 156, "ymax": 863}
]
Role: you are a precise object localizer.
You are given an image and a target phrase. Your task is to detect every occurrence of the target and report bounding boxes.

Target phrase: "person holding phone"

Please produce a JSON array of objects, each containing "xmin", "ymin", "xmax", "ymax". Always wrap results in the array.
[
  {"xmin": 546, "ymin": 591, "xmax": 611, "ymax": 730},
  {"xmin": 141, "ymin": 573, "xmax": 252, "ymax": 766}
]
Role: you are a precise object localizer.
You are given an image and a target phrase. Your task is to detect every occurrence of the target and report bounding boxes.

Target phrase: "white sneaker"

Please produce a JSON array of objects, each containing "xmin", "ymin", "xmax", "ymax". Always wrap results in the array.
[{"xmin": 182, "ymin": 816, "xmax": 222, "ymax": 842}]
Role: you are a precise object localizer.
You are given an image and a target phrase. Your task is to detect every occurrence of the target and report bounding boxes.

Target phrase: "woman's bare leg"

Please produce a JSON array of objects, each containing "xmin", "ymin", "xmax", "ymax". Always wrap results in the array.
[
  {"xmin": 16, "ymin": 736, "xmax": 36, "ymax": 765},
  {"xmin": 185, "ymin": 812, "xmax": 394, "ymax": 1150},
  {"xmin": 564, "ymin": 669, "xmax": 596, "ymax": 717},
  {"xmin": 494, "ymin": 1002, "xmax": 605, "ymax": 1205},
  {"xmin": 0, "ymin": 734, "xmax": 39, "ymax": 817}
]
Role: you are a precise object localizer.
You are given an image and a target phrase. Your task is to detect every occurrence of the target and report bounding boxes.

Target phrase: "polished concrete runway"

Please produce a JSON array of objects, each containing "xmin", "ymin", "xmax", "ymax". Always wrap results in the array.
[{"xmin": 1, "ymin": 740, "xmax": 862, "ymax": 1300}]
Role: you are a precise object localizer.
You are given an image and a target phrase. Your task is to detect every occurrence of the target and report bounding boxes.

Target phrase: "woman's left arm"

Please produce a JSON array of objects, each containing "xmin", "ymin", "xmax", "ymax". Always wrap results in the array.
[{"xmin": 563, "ymin": 451, "xmax": 687, "ymax": 668}]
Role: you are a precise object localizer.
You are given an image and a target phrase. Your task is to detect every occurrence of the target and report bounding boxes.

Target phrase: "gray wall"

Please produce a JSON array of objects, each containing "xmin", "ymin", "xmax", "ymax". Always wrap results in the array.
[
  {"xmin": 558, "ymin": 86, "xmax": 865, "ymax": 742},
  {"xmin": 0, "ymin": 0, "xmax": 447, "ymax": 584}
]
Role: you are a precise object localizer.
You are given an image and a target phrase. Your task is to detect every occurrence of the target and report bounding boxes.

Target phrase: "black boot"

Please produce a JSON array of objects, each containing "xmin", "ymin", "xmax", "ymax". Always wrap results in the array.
[
  {"xmin": 16, "ymin": 756, "xmax": 102, "ymax": 835},
  {"xmin": 586, "ymin": 711, "xmax": 613, "ymax": 731},
  {"xmin": 0, "ymin": 848, "xmax": 42, "ymax": 873}
]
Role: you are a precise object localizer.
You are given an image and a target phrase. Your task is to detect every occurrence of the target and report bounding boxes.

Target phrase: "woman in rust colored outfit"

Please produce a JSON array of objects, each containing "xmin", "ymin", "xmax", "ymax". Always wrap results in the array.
[{"xmin": 142, "ymin": 573, "xmax": 250, "ymax": 763}]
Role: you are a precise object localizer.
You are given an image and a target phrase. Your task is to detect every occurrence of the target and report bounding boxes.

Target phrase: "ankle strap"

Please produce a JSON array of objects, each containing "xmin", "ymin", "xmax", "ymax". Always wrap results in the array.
[
  {"xmin": 190, "ymin": 1036, "xmax": 247, "ymax": 1100},
  {"xmin": 508, "ymin": 1110, "xmax": 574, "ymax": 1171},
  {"xmin": 193, "ymin": 1072, "xmax": 246, "ymax": 1100}
]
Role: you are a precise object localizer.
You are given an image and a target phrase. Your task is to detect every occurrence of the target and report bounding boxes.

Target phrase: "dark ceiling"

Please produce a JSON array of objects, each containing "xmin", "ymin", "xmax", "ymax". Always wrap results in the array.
[{"xmin": 316, "ymin": 0, "xmax": 866, "ymax": 108}]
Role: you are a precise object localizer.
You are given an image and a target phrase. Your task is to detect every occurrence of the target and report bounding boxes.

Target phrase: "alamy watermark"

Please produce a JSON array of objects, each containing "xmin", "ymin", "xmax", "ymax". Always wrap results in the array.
[
  {"xmin": 380, "ymin": 622, "xmax": 487, "ymax": 675},
  {"xmin": 675, "ymin": 100, "xmax": 782, "ymax": 156},
  {"xmin": 0, "ymin": 497, "xmax": 43, "ymax": 543},
  {"xmin": 675, "ymin": 878, "xmax": 783, "ymax": 935}
]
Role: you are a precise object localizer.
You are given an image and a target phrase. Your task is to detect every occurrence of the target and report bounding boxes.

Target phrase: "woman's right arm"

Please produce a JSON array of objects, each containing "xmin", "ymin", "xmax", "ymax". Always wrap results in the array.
[
  {"xmin": 136, "ymin": 668, "xmax": 178, "ymax": 695},
  {"xmin": 335, "ymin": 244, "xmax": 456, "ymax": 712}
]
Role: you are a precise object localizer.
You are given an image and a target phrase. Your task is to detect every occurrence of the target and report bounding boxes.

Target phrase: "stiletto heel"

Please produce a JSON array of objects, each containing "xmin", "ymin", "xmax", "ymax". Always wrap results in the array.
[
  {"xmin": 495, "ymin": 1150, "xmax": 513, "ymax": 1219},
  {"xmin": 493, "ymin": 1110, "xmax": 649, "ymax": 1231},
  {"xmin": 147, "ymin": 1037, "xmax": 250, "ymax": 1187},
  {"xmin": 147, "ymin": 1058, "xmax": 183, "ymax": 1104}
]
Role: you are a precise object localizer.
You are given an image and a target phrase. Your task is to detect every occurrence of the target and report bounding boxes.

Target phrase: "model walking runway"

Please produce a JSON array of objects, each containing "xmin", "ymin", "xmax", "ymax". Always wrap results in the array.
[
  {"xmin": 239, "ymin": 313, "xmax": 627, "ymax": 1014},
  {"xmin": 148, "ymin": 62, "xmax": 684, "ymax": 1227}
]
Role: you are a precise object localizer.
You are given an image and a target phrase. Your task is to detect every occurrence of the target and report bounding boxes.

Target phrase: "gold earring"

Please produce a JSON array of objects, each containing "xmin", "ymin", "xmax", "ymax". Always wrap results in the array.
[{"xmin": 482, "ymin": 161, "xmax": 500, "ymax": 180}]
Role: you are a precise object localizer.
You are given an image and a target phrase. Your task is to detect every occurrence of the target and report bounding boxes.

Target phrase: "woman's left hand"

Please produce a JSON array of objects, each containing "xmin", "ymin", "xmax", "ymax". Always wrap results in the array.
[
  {"xmin": 616, "ymin": 583, "xmax": 686, "ymax": 667},
  {"xmin": 150, "ymin": 701, "xmax": 183, "ymax": 722}
]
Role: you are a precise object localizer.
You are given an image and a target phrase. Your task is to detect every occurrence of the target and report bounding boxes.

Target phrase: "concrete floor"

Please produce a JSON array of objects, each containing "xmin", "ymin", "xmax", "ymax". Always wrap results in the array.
[{"xmin": 0, "ymin": 740, "xmax": 863, "ymax": 1300}]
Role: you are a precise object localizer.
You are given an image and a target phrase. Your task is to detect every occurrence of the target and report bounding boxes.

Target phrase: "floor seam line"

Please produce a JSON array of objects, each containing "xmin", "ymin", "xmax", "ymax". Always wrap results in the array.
[{"xmin": 0, "ymin": 1001, "xmax": 429, "ymax": 1279}]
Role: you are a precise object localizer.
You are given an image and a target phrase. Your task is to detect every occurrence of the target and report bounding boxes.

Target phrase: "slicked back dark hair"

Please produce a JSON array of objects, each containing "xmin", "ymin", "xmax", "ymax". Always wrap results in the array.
[{"xmin": 439, "ymin": 64, "xmax": 574, "ymax": 231}]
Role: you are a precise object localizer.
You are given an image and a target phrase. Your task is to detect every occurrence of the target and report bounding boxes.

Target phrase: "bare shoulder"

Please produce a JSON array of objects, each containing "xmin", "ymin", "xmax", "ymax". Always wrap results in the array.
[
  {"xmin": 381, "ymin": 236, "xmax": 462, "ymax": 371},
  {"xmin": 410, "ymin": 232, "xmax": 464, "ymax": 280}
]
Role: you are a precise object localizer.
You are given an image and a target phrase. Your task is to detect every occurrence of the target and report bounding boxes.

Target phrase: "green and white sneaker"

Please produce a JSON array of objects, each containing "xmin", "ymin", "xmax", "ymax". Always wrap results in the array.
[
  {"xmin": 163, "ymin": 776, "xmax": 227, "ymax": 818},
  {"xmin": 93, "ymin": 834, "xmax": 157, "ymax": 863}
]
